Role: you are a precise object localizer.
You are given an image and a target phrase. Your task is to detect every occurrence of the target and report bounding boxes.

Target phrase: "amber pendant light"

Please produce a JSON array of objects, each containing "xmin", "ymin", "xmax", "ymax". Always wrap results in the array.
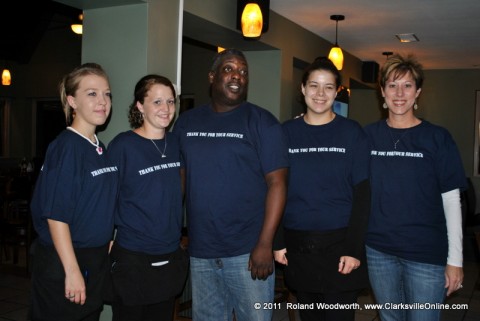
[
  {"xmin": 71, "ymin": 13, "xmax": 83, "ymax": 35},
  {"xmin": 328, "ymin": 15, "xmax": 345, "ymax": 71},
  {"xmin": 2, "ymin": 69, "xmax": 11, "ymax": 86},
  {"xmin": 241, "ymin": 3, "xmax": 263, "ymax": 38}
]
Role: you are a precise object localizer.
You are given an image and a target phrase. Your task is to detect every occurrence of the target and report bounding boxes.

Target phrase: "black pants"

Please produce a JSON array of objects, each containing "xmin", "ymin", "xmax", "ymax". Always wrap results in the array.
[
  {"xmin": 29, "ymin": 241, "xmax": 109, "ymax": 321},
  {"xmin": 296, "ymin": 290, "xmax": 359, "ymax": 321},
  {"xmin": 112, "ymin": 297, "xmax": 175, "ymax": 321}
]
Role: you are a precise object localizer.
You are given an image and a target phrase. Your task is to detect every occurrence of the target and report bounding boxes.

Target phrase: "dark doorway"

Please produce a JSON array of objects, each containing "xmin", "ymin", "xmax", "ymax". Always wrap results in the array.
[{"xmin": 35, "ymin": 100, "xmax": 65, "ymax": 159}]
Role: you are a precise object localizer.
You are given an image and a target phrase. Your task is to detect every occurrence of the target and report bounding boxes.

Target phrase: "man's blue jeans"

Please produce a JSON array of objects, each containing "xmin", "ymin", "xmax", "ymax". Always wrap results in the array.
[
  {"xmin": 190, "ymin": 253, "xmax": 274, "ymax": 321},
  {"xmin": 366, "ymin": 246, "xmax": 447, "ymax": 321}
]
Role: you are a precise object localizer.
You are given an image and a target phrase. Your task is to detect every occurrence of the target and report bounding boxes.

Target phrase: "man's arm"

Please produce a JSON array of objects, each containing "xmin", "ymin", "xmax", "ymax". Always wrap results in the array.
[{"xmin": 249, "ymin": 167, "xmax": 288, "ymax": 280}]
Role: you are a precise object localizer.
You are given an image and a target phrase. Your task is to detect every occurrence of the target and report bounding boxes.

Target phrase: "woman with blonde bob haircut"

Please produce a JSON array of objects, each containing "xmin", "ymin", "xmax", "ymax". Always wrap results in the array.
[{"xmin": 364, "ymin": 54, "xmax": 467, "ymax": 321}]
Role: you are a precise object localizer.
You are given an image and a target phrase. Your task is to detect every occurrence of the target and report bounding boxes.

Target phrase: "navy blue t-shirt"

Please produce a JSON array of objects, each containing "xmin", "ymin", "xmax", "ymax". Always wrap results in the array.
[
  {"xmin": 364, "ymin": 120, "xmax": 467, "ymax": 265},
  {"xmin": 282, "ymin": 115, "xmax": 370, "ymax": 231},
  {"xmin": 31, "ymin": 130, "xmax": 118, "ymax": 248},
  {"xmin": 107, "ymin": 131, "xmax": 183, "ymax": 255},
  {"xmin": 173, "ymin": 102, "xmax": 289, "ymax": 258}
]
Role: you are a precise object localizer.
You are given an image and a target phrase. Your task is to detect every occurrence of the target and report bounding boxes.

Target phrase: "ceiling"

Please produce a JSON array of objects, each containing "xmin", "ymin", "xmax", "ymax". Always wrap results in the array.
[
  {"xmin": 269, "ymin": 0, "xmax": 480, "ymax": 70},
  {"xmin": 2, "ymin": 0, "xmax": 479, "ymax": 70},
  {"xmin": 0, "ymin": 1, "xmax": 82, "ymax": 64}
]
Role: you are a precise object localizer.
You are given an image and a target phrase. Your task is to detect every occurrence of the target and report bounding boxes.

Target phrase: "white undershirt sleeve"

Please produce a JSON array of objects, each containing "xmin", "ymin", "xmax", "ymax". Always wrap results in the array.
[{"xmin": 442, "ymin": 188, "xmax": 463, "ymax": 267}]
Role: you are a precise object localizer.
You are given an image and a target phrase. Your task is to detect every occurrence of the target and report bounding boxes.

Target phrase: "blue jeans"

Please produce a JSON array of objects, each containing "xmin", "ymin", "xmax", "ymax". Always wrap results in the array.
[
  {"xmin": 190, "ymin": 253, "xmax": 274, "ymax": 321},
  {"xmin": 366, "ymin": 246, "xmax": 447, "ymax": 321}
]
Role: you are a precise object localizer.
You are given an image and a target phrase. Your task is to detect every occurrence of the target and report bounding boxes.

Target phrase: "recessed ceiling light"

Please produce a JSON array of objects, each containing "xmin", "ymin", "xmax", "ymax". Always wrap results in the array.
[{"xmin": 395, "ymin": 33, "xmax": 419, "ymax": 43}]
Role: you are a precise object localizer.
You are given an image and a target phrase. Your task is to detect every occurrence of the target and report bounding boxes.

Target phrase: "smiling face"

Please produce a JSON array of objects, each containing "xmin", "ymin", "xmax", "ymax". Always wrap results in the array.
[
  {"xmin": 67, "ymin": 74, "xmax": 112, "ymax": 128},
  {"xmin": 209, "ymin": 54, "xmax": 248, "ymax": 112},
  {"xmin": 302, "ymin": 69, "xmax": 337, "ymax": 117},
  {"xmin": 382, "ymin": 70, "xmax": 421, "ymax": 116},
  {"xmin": 137, "ymin": 83, "xmax": 176, "ymax": 131}
]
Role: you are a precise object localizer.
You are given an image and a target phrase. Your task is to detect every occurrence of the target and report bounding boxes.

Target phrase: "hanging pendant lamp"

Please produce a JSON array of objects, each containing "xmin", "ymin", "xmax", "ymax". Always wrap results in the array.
[
  {"xmin": 382, "ymin": 51, "xmax": 393, "ymax": 60},
  {"xmin": 71, "ymin": 13, "xmax": 83, "ymax": 35},
  {"xmin": 328, "ymin": 15, "xmax": 345, "ymax": 71},
  {"xmin": 2, "ymin": 68, "xmax": 11, "ymax": 86},
  {"xmin": 71, "ymin": 24, "xmax": 83, "ymax": 34},
  {"xmin": 241, "ymin": 3, "xmax": 263, "ymax": 38}
]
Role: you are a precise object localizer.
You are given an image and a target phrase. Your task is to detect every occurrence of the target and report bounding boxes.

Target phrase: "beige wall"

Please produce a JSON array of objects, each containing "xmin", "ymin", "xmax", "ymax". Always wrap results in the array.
[
  {"xmin": 82, "ymin": 1, "xmax": 182, "ymax": 145},
  {"xmin": 421, "ymin": 70, "xmax": 480, "ymax": 177}
]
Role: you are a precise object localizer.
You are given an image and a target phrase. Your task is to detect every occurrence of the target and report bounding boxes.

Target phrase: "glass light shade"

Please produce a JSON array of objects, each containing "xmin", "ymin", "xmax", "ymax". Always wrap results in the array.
[
  {"xmin": 2, "ymin": 69, "xmax": 11, "ymax": 86},
  {"xmin": 328, "ymin": 46, "xmax": 344, "ymax": 70},
  {"xmin": 71, "ymin": 24, "xmax": 83, "ymax": 35},
  {"xmin": 241, "ymin": 3, "xmax": 263, "ymax": 38}
]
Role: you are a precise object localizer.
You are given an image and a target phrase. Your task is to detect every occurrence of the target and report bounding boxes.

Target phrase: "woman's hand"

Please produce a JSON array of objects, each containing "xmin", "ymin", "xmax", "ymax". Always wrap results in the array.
[
  {"xmin": 338, "ymin": 255, "xmax": 360, "ymax": 275},
  {"xmin": 445, "ymin": 264, "xmax": 463, "ymax": 296},
  {"xmin": 274, "ymin": 248, "xmax": 288, "ymax": 265},
  {"xmin": 64, "ymin": 268, "xmax": 87, "ymax": 305}
]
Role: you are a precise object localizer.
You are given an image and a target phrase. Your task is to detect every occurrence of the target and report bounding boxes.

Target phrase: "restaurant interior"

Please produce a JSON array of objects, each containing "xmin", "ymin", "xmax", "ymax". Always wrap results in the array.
[{"xmin": 1, "ymin": 1, "xmax": 480, "ymax": 320}]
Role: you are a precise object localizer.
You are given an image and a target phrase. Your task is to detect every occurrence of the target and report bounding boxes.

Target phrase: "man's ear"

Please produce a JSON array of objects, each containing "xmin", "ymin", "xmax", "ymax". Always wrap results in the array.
[{"xmin": 208, "ymin": 71, "xmax": 215, "ymax": 83}]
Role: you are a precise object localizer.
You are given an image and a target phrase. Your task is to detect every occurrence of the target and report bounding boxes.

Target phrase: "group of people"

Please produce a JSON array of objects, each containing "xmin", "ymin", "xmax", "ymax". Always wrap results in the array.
[
  {"xmin": 28, "ymin": 48, "xmax": 466, "ymax": 321},
  {"xmin": 273, "ymin": 54, "xmax": 466, "ymax": 321}
]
